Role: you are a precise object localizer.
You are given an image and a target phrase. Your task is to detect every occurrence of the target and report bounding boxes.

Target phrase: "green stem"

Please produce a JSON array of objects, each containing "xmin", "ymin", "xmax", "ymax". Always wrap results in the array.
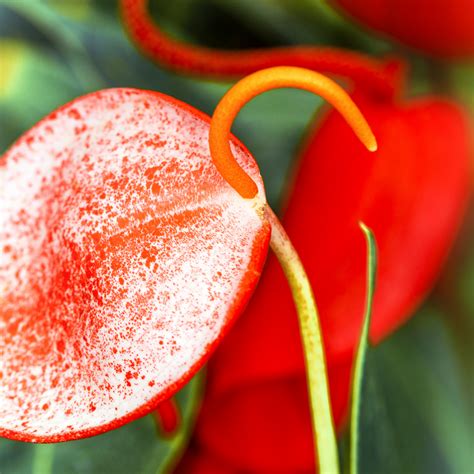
[
  {"xmin": 157, "ymin": 372, "xmax": 205, "ymax": 474},
  {"xmin": 32, "ymin": 444, "xmax": 55, "ymax": 474},
  {"xmin": 349, "ymin": 222, "xmax": 377, "ymax": 474},
  {"xmin": 265, "ymin": 205, "xmax": 340, "ymax": 474}
]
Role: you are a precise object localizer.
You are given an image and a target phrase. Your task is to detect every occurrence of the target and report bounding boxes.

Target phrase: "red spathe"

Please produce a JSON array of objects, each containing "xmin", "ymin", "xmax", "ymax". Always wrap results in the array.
[
  {"xmin": 186, "ymin": 91, "xmax": 471, "ymax": 472},
  {"xmin": 332, "ymin": 0, "xmax": 474, "ymax": 58}
]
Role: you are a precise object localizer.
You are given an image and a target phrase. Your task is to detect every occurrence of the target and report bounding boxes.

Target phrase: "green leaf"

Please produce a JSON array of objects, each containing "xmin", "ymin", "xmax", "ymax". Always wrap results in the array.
[
  {"xmin": 341, "ymin": 219, "xmax": 473, "ymax": 474},
  {"xmin": 347, "ymin": 306, "xmax": 473, "ymax": 474},
  {"xmin": 349, "ymin": 222, "xmax": 377, "ymax": 474},
  {"xmin": 0, "ymin": 39, "xmax": 81, "ymax": 152},
  {"xmin": 0, "ymin": 1, "xmax": 105, "ymax": 91},
  {"xmin": 0, "ymin": 374, "xmax": 203, "ymax": 474}
]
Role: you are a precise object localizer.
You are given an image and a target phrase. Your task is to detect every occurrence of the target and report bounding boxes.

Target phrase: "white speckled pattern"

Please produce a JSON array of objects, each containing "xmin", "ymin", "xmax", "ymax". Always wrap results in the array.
[{"xmin": 0, "ymin": 88, "xmax": 269, "ymax": 440}]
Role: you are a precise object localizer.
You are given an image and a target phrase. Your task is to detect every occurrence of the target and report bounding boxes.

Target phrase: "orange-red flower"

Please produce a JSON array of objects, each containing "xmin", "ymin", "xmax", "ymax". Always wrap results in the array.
[{"xmin": 181, "ymin": 84, "xmax": 471, "ymax": 473}]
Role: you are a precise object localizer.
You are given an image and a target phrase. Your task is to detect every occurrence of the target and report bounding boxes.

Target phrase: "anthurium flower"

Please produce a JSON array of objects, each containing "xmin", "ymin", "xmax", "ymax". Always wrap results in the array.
[
  {"xmin": 0, "ymin": 68, "xmax": 377, "ymax": 474},
  {"xmin": 185, "ymin": 87, "xmax": 471, "ymax": 472},
  {"xmin": 0, "ymin": 87, "xmax": 271, "ymax": 442},
  {"xmin": 331, "ymin": 0, "xmax": 474, "ymax": 58}
]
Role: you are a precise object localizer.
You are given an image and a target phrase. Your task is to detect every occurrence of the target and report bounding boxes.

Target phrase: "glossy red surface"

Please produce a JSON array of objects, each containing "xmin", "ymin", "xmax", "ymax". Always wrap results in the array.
[{"xmin": 333, "ymin": 0, "xmax": 474, "ymax": 58}]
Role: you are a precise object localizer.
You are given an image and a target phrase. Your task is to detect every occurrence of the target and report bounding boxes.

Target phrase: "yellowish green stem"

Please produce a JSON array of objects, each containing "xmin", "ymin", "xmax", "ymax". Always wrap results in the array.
[{"xmin": 265, "ymin": 206, "xmax": 340, "ymax": 474}]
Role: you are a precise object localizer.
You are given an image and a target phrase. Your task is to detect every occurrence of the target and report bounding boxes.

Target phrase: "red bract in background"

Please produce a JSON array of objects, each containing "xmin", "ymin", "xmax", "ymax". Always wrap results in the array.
[
  {"xmin": 331, "ymin": 0, "xmax": 474, "ymax": 58},
  {"xmin": 184, "ymin": 88, "xmax": 471, "ymax": 472}
]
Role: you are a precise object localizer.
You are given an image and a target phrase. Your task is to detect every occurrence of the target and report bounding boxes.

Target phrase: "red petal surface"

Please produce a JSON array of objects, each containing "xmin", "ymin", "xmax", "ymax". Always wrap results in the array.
[
  {"xmin": 195, "ymin": 362, "xmax": 352, "ymax": 472},
  {"xmin": 0, "ymin": 88, "xmax": 270, "ymax": 442},
  {"xmin": 290, "ymin": 94, "xmax": 471, "ymax": 361},
  {"xmin": 332, "ymin": 0, "xmax": 474, "ymax": 58},
  {"xmin": 185, "ymin": 92, "xmax": 471, "ymax": 471}
]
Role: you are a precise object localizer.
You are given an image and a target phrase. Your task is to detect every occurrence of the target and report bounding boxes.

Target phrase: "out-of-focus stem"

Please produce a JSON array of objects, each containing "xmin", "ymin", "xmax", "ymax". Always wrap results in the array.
[{"xmin": 120, "ymin": 0, "xmax": 400, "ymax": 98}]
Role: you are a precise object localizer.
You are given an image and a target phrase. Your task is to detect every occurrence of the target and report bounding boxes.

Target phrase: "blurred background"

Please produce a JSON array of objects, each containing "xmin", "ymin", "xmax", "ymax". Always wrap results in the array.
[{"xmin": 0, "ymin": 1, "xmax": 472, "ymax": 473}]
